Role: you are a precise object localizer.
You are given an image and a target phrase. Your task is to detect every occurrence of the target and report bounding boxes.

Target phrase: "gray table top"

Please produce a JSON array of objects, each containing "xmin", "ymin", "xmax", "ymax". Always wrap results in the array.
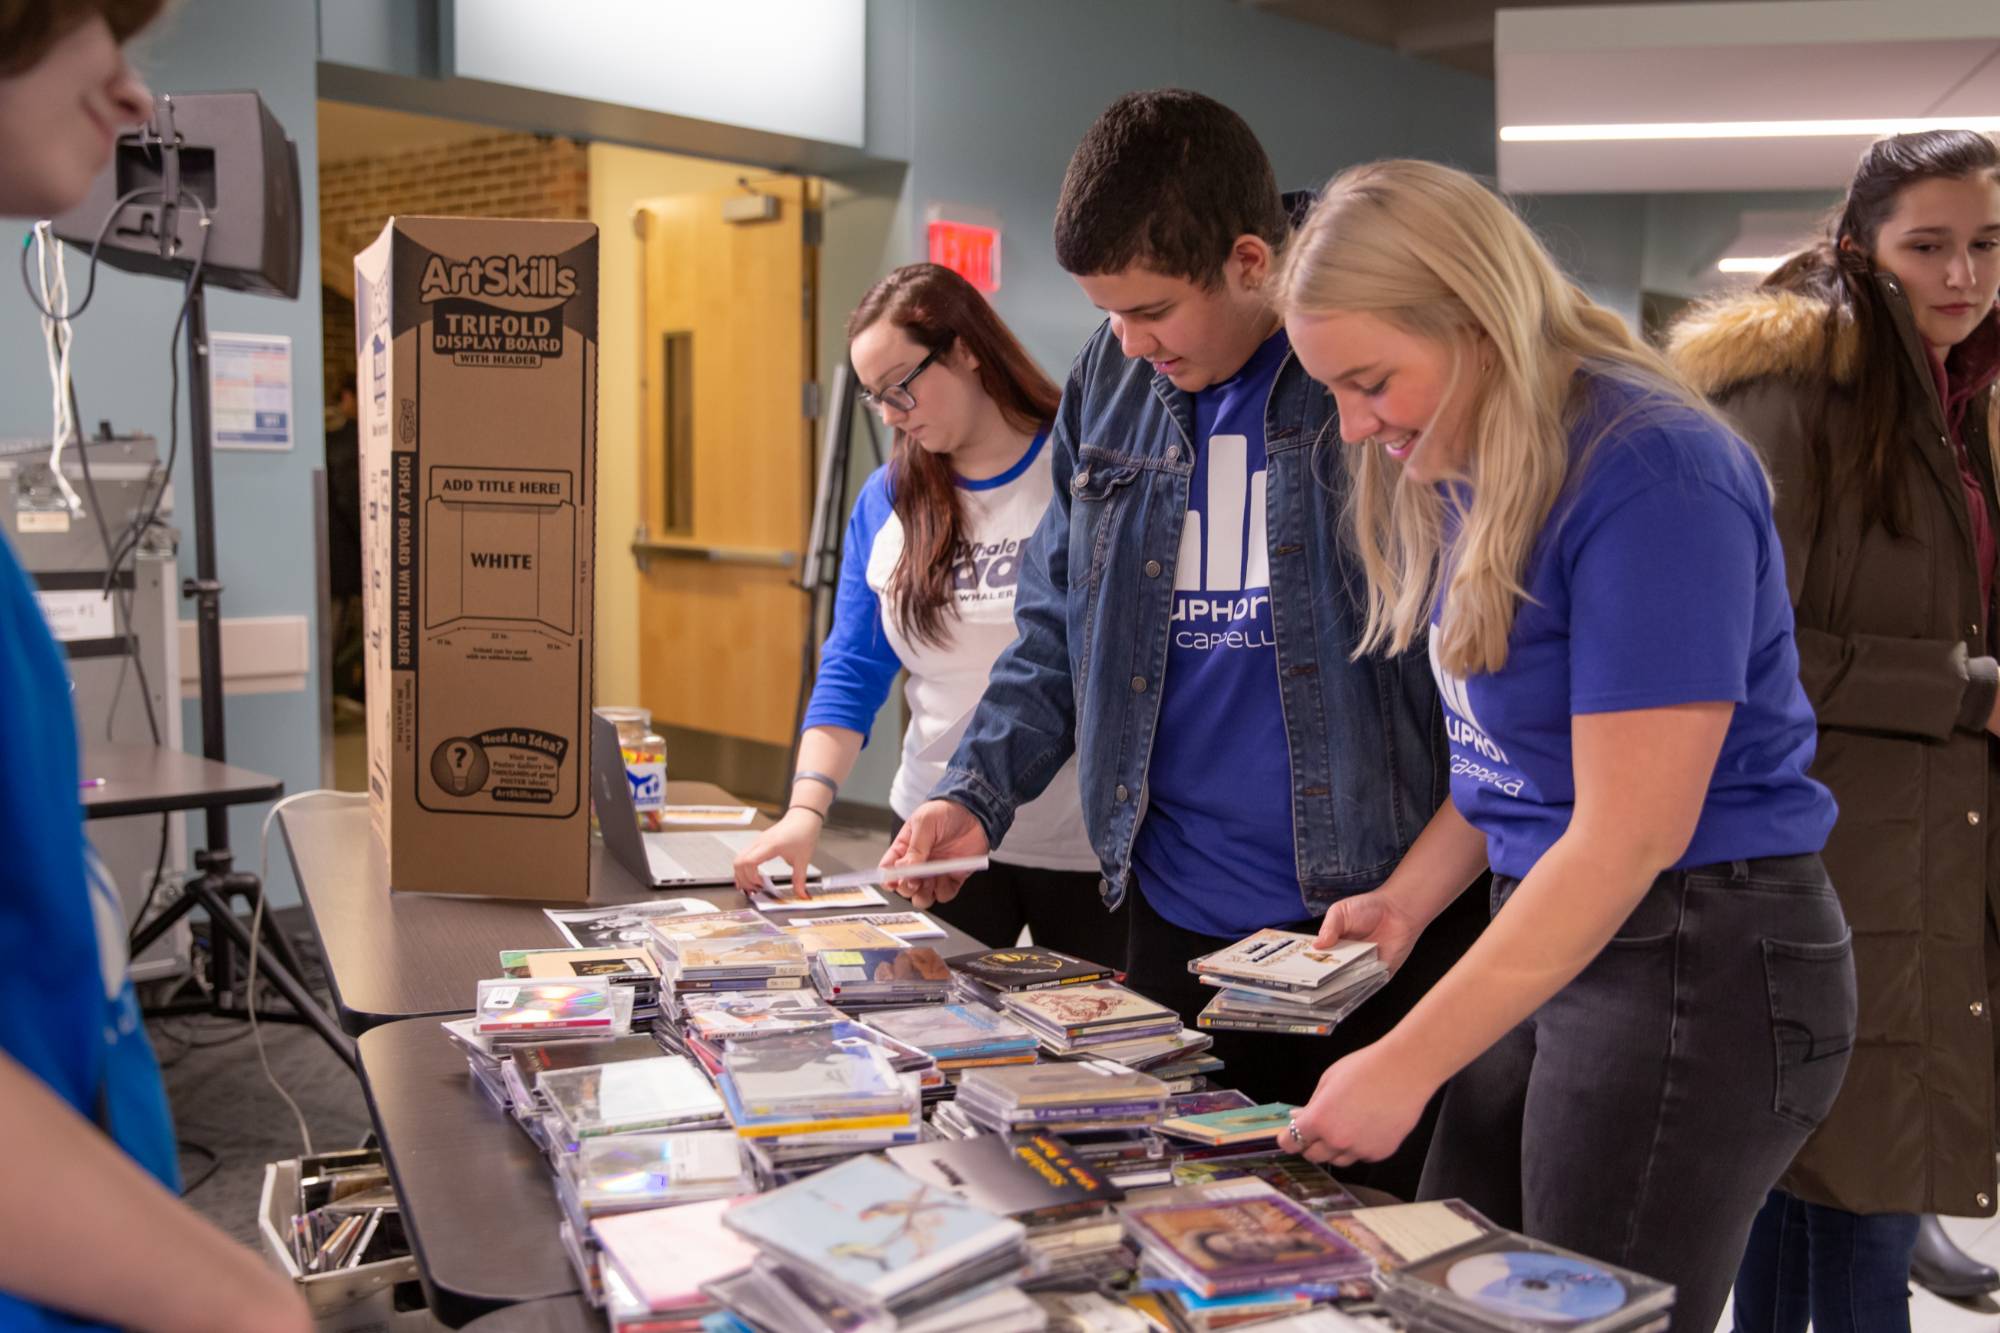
[
  {"xmin": 78, "ymin": 742, "xmax": 283, "ymax": 820},
  {"xmin": 309, "ymin": 784, "xmax": 987, "ymax": 1325},
  {"xmin": 279, "ymin": 782, "xmax": 913, "ymax": 1035},
  {"xmin": 458, "ymin": 1296, "xmax": 600, "ymax": 1332},
  {"xmin": 357, "ymin": 1017, "xmax": 578, "ymax": 1327}
]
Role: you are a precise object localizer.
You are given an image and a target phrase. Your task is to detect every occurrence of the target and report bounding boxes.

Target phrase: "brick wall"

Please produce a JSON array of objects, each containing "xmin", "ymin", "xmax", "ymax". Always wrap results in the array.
[{"xmin": 318, "ymin": 132, "xmax": 590, "ymax": 404}]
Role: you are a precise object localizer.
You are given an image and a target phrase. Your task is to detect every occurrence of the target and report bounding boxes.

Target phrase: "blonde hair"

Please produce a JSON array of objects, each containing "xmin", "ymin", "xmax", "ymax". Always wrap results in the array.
[{"xmin": 1273, "ymin": 159, "xmax": 1726, "ymax": 677}]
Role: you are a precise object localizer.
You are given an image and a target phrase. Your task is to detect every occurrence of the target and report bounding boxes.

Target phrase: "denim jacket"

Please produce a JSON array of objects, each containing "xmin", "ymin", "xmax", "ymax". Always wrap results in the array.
[{"xmin": 934, "ymin": 318, "xmax": 1450, "ymax": 916}]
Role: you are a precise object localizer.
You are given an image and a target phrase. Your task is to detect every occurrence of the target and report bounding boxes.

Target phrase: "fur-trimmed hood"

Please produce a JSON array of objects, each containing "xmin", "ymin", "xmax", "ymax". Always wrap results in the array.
[{"xmin": 1666, "ymin": 287, "xmax": 1860, "ymax": 399}]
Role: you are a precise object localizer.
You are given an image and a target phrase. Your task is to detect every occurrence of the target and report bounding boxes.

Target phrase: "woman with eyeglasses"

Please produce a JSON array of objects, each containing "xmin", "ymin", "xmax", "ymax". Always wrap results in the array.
[{"xmin": 733, "ymin": 264, "xmax": 1125, "ymax": 968}]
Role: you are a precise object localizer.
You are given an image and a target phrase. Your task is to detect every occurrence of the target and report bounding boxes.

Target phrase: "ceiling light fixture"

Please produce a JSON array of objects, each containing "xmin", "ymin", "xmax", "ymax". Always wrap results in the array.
[
  {"xmin": 1502, "ymin": 116, "xmax": 2000, "ymax": 143},
  {"xmin": 1716, "ymin": 256, "xmax": 1787, "ymax": 274}
]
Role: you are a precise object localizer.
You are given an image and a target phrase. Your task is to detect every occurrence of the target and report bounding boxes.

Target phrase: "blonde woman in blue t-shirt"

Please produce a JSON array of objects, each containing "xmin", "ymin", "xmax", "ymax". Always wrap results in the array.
[{"xmin": 1272, "ymin": 160, "xmax": 1853, "ymax": 1333}]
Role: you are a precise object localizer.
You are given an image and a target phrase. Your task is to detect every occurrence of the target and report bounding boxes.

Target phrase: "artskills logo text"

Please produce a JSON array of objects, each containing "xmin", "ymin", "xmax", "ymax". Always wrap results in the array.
[{"xmin": 418, "ymin": 255, "xmax": 577, "ymax": 302}]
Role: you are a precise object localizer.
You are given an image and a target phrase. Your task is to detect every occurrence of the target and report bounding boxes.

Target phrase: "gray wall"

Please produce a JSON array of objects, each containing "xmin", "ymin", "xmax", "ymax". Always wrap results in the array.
[
  {"xmin": 0, "ymin": 0, "xmax": 325, "ymax": 904},
  {"xmin": 1641, "ymin": 190, "xmax": 1841, "ymax": 300},
  {"xmin": 855, "ymin": 0, "xmax": 1498, "ymax": 378}
]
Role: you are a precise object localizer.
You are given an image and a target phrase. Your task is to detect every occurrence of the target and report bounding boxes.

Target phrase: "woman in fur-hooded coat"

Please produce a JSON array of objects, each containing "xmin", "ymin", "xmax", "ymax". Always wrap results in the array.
[{"xmin": 1669, "ymin": 145, "xmax": 2000, "ymax": 1235}]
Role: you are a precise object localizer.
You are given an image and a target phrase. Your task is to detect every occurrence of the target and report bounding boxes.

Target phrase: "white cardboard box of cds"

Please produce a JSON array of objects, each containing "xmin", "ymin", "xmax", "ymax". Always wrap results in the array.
[{"xmin": 257, "ymin": 1157, "xmax": 435, "ymax": 1332}]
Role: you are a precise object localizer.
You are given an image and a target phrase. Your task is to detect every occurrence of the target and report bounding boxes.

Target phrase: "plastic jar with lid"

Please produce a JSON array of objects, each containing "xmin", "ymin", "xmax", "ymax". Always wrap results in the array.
[{"xmin": 593, "ymin": 705, "xmax": 667, "ymax": 832}]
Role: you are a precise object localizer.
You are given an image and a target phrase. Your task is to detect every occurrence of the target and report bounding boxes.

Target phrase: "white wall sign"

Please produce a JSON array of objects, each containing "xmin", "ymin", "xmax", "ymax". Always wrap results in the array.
[
  {"xmin": 210, "ymin": 332, "xmax": 294, "ymax": 452},
  {"xmin": 37, "ymin": 589, "xmax": 116, "ymax": 643}
]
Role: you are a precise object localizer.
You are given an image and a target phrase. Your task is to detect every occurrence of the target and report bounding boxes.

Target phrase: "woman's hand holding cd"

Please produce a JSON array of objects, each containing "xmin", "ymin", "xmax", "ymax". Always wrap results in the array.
[
  {"xmin": 1285, "ymin": 1040, "xmax": 1438, "ymax": 1168},
  {"xmin": 1315, "ymin": 889, "xmax": 1426, "ymax": 974}
]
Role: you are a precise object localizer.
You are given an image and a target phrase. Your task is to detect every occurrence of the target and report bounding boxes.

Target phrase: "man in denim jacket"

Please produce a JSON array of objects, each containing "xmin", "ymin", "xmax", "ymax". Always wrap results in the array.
[{"xmin": 887, "ymin": 89, "xmax": 1482, "ymax": 1196}]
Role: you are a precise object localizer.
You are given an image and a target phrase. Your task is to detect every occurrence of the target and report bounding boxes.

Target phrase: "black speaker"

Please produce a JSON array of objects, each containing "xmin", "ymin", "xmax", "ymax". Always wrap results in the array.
[{"xmin": 51, "ymin": 90, "xmax": 301, "ymax": 300}]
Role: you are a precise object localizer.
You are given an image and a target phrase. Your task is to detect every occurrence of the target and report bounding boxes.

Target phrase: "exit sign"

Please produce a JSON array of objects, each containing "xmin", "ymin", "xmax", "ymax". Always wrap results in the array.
[{"xmin": 928, "ymin": 219, "xmax": 1000, "ymax": 293}]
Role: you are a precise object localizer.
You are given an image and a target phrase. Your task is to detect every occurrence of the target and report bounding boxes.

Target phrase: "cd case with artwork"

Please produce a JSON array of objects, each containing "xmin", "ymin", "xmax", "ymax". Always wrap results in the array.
[
  {"xmin": 1188, "ymin": 930, "xmax": 1377, "ymax": 993},
  {"xmin": 561, "ymin": 1129, "xmax": 750, "ymax": 1215},
  {"xmin": 720, "ymin": 1154, "xmax": 1026, "ymax": 1314},
  {"xmin": 1121, "ymin": 1193, "xmax": 1371, "ymax": 1298},
  {"xmin": 472, "ymin": 978, "xmax": 630, "ymax": 1041},
  {"xmin": 718, "ymin": 1028, "xmax": 912, "ymax": 1125},
  {"xmin": 678, "ymin": 988, "xmax": 841, "ymax": 1044},
  {"xmin": 539, "ymin": 1054, "xmax": 728, "ymax": 1140},
  {"xmin": 1378, "ymin": 1228, "xmax": 1675, "ymax": 1333}
]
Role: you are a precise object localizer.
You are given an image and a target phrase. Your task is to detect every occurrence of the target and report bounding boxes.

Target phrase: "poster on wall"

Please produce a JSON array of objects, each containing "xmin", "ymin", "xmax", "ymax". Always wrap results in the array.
[{"xmin": 210, "ymin": 331, "xmax": 293, "ymax": 451}]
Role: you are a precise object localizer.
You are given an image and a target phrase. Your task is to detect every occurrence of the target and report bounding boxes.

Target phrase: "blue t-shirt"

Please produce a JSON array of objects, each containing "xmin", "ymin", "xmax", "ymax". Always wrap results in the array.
[
  {"xmin": 1433, "ymin": 369, "xmax": 1836, "ymax": 881},
  {"xmin": 1135, "ymin": 329, "xmax": 1303, "ymax": 936},
  {"xmin": 0, "ymin": 534, "xmax": 179, "ymax": 1332}
]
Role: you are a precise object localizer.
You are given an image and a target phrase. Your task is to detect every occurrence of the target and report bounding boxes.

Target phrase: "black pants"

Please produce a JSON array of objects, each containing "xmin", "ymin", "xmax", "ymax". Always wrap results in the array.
[
  {"xmin": 1121, "ymin": 873, "xmax": 1490, "ymax": 1201},
  {"xmin": 1419, "ymin": 855, "xmax": 1855, "ymax": 1333},
  {"xmin": 928, "ymin": 859, "xmax": 1130, "ymax": 974}
]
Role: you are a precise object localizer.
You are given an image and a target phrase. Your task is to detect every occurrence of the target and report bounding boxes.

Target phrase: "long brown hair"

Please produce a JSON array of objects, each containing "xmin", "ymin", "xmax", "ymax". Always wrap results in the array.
[
  {"xmin": 846, "ymin": 264, "xmax": 1060, "ymax": 648},
  {"xmin": 1762, "ymin": 130, "xmax": 2000, "ymax": 535}
]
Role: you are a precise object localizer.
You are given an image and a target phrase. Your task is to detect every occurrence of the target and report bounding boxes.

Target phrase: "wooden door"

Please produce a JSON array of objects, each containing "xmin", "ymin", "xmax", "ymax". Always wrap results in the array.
[{"xmin": 634, "ymin": 179, "xmax": 818, "ymax": 753}]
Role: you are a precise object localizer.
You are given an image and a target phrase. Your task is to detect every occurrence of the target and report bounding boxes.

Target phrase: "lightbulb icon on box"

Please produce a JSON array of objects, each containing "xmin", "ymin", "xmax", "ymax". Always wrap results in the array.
[{"xmin": 431, "ymin": 737, "xmax": 490, "ymax": 796}]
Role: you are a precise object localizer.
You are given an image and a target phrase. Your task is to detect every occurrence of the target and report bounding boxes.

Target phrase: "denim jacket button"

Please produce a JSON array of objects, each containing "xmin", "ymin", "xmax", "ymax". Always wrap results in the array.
[
  {"xmin": 1145, "ymin": 559, "xmax": 1163, "ymax": 578},
  {"xmin": 1165, "ymin": 445, "xmax": 1181, "ymax": 462},
  {"xmin": 1072, "ymin": 469, "xmax": 1090, "ymax": 490},
  {"xmin": 1115, "ymin": 783, "xmax": 1130, "ymax": 802},
  {"xmin": 1131, "ymin": 676, "xmax": 1148, "ymax": 693}
]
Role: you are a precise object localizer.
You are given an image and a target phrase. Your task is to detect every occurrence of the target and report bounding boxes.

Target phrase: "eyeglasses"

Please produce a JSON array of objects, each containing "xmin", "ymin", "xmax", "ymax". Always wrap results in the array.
[{"xmin": 857, "ymin": 344, "xmax": 945, "ymax": 415}]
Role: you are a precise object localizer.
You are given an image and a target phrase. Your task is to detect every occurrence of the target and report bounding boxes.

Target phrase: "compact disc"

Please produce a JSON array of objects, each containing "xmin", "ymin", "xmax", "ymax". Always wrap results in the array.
[{"xmin": 1445, "ymin": 1249, "xmax": 1628, "ymax": 1324}]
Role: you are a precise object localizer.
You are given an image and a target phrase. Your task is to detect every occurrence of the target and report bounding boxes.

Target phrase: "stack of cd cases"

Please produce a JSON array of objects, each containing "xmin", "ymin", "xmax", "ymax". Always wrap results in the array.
[
  {"xmin": 498, "ymin": 946, "xmax": 661, "ymax": 1021},
  {"xmin": 860, "ymin": 1002, "xmax": 1041, "ymax": 1071},
  {"xmin": 1377, "ymin": 1229, "xmax": 1675, "ymax": 1333},
  {"xmin": 809, "ymin": 945, "xmax": 954, "ymax": 1008},
  {"xmin": 538, "ymin": 1054, "xmax": 728, "ymax": 1146},
  {"xmin": 660, "ymin": 935, "xmax": 810, "ymax": 996},
  {"xmin": 1189, "ymin": 930, "xmax": 1389, "ymax": 1035},
  {"xmin": 954, "ymin": 1060, "xmax": 1169, "ymax": 1135},
  {"xmin": 997, "ymin": 982, "xmax": 1184, "ymax": 1053},
  {"xmin": 472, "ymin": 978, "xmax": 635, "ymax": 1045},
  {"xmin": 1121, "ymin": 1193, "xmax": 1373, "ymax": 1300},
  {"xmin": 504, "ymin": 1033, "xmax": 674, "ymax": 1118},
  {"xmin": 640, "ymin": 910, "xmax": 785, "ymax": 981},
  {"xmin": 717, "ymin": 1028, "xmax": 922, "ymax": 1168},
  {"xmin": 720, "ymin": 1154, "xmax": 1031, "ymax": 1327},
  {"xmin": 674, "ymin": 989, "xmax": 840, "ymax": 1050},
  {"xmin": 554, "ymin": 1129, "xmax": 752, "ymax": 1223}
]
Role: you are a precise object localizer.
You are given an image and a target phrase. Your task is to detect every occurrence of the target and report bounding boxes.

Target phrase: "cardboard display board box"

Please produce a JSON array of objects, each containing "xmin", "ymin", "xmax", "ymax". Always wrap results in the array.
[{"xmin": 355, "ymin": 216, "xmax": 598, "ymax": 899}]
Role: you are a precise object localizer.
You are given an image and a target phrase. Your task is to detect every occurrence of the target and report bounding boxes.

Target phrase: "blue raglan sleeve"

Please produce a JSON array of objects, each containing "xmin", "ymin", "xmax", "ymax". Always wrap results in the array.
[
  {"xmin": 800, "ymin": 468, "xmax": 904, "ymax": 741},
  {"xmin": 930, "ymin": 355, "xmax": 1085, "ymax": 845}
]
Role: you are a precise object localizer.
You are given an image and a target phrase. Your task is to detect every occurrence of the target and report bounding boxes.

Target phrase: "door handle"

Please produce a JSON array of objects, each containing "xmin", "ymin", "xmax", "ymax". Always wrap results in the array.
[{"xmin": 630, "ymin": 538, "xmax": 798, "ymax": 573}]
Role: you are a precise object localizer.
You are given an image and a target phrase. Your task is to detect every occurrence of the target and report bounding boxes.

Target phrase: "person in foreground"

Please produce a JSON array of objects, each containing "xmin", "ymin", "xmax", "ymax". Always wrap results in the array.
[
  {"xmin": 1274, "ymin": 159, "xmax": 1855, "ymax": 1333},
  {"xmin": 0, "ymin": 3, "xmax": 310, "ymax": 1329},
  {"xmin": 879, "ymin": 91, "xmax": 1478, "ymax": 1200},
  {"xmin": 1671, "ymin": 129, "xmax": 2000, "ymax": 1329},
  {"xmin": 733, "ymin": 263, "xmax": 1121, "ymax": 965}
]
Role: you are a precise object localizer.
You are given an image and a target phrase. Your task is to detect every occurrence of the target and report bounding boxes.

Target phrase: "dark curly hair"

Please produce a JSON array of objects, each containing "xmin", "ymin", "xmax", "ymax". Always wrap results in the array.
[{"xmin": 1053, "ymin": 88, "xmax": 1288, "ymax": 287}]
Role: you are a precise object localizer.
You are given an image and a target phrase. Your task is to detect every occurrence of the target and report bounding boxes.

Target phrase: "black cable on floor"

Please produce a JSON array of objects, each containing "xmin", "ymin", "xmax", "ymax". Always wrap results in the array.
[{"xmin": 177, "ymin": 1138, "xmax": 221, "ymax": 1197}]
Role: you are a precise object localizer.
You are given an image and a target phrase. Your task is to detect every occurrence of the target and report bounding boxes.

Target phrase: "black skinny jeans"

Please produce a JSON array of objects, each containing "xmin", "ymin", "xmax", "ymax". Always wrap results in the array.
[{"xmin": 1420, "ymin": 854, "xmax": 1856, "ymax": 1333}]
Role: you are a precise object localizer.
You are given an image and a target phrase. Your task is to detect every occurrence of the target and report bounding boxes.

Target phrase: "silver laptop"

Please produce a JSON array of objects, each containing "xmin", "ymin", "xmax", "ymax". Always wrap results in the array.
[{"xmin": 590, "ymin": 712, "xmax": 817, "ymax": 889}]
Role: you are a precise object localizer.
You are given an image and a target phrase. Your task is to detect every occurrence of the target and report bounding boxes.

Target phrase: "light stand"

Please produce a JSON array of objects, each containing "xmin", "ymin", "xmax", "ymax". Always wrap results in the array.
[
  {"xmin": 105, "ymin": 100, "xmax": 355, "ymax": 1068},
  {"xmin": 790, "ymin": 364, "xmax": 882, "ymax": 765}
]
